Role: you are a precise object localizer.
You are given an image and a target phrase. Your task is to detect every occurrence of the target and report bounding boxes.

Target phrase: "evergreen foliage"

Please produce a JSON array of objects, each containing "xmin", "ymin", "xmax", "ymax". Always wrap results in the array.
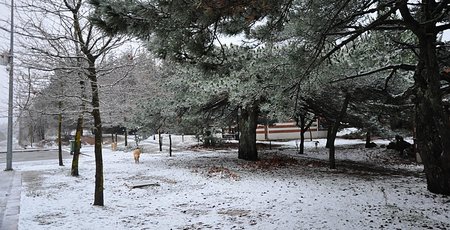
[{"xmin": 90, "ymin": 0, "xmax": 450, "ymax": 194}]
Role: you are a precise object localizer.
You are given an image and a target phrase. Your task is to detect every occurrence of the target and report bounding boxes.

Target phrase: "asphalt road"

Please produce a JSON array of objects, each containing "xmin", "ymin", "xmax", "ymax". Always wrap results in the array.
[{"xmin": 0, "ymin": 149, "xmax": 72, "ymax": 163}]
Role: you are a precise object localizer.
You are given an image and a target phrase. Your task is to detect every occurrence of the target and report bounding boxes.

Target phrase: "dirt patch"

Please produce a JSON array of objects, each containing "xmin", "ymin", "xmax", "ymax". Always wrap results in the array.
[
  {"xmin": 22, "ymin": 171, "xmax": 46, "ymax": 192},
  {"xmin": 217, "ymin": 208, "xmax": 251, "ymax": 217},
  {"xmin": 240, "ymin": 155, "xmax": 298, "ymax": 170},
  {"xmin": 122, "ymin": 175, "xmax": 178, "ymax": 185},
  {"xmin": 206, "ymin": 166, "xmax": 240, "ymax": 180},
  {"xmin": 22, "ymin": 170, "xmax": 72, "ymax": 199},
  {"xmin": 34, "ymin": 212, "xmax": 67, "ymax": 225},
  {"xmin": 188, "ymin": 142, "xmax": 281, "ymax": 151}
]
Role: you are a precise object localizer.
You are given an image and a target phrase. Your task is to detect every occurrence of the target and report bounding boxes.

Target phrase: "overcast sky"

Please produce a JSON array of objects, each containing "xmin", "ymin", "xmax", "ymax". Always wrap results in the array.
[
  {"xmin": 0, "ymin": 2, "xmax": 449, "ymax": 126},
  {"xmin": 0, "ymin": 1, "xmax": 10, "ymax": 126}
]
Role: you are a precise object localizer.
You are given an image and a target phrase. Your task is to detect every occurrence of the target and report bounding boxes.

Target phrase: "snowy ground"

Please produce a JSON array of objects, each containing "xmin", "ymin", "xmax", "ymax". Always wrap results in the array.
[{"xmin": 15, "ymin": 135, "xmax": 450, "ymax": 230}]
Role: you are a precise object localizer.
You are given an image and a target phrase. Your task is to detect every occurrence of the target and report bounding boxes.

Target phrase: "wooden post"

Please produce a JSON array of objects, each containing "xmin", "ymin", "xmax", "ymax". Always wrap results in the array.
[
  {"xmin": 264, "ymin": 124, "xmax": 269, "ymax": 140},
  {"xmin": 57, "ymin": 104, "xmax": 63, "ymax": 166},
  {"xmin": 169, "ymin": 134, "xmax": 172, "ymax": 157},
  {"xmin": 159, "ymin": 130, "xmax": 162, "ymax": 151},
  {"xmin": 124, "ymin": 127, "xmax": 128, "ymax": 147},
  {"xmin": 182, "ymin": 133, "xmax": 184, "ymax": 142}
]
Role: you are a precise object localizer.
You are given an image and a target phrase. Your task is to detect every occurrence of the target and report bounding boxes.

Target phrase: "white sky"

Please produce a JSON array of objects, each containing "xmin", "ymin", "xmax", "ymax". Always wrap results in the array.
[
  {"xmin": 0, "ymin": 2, "xmax": 449, "ymax": 127},
  {"xmin": 0, "ymin": 1, "xmax": 10, "ymax": 126},
  {"xmin": 0, "ymin": 68, "xmax": 8, "ymax": 126}
]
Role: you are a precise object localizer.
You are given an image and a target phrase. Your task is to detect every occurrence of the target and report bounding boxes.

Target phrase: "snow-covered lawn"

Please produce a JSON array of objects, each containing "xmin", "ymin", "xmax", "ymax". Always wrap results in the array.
[{"xmin": 16, "ymin": 136, "xmax": 450, "ymax": 229}]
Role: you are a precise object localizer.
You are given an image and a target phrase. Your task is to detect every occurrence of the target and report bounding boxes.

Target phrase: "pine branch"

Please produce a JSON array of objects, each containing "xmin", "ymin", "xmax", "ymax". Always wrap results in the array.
[{"xmin": 330, "ymin": 64, "xmax": 416, "ymax": 83}]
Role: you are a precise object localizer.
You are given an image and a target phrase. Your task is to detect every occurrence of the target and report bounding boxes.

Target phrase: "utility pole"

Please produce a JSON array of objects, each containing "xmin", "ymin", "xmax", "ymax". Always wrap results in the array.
[{"xmin": 5, "ymin": 0, "xmax": 14, "ymax": 171}]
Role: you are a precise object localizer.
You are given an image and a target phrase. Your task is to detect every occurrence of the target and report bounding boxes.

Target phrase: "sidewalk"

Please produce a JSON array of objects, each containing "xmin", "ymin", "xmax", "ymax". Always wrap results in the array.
[
  {"xmin": 0, "ymin": 170, "xmax": 21, "ymax": 230},
  {"xmin": 0, "ymin": 148, "xmax": 59, "ymax": 154}
]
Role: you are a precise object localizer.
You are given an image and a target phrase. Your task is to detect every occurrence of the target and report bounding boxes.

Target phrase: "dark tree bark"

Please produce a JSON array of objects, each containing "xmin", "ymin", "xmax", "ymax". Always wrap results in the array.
[
  {"xmin": 390, "ymin": 1, "xmax": 450, "ymax": 195},
  {"xmin": 328, "ymin": 130, "xmax": 336, "ymax": 169},
  {"xmin": 238, "ymin": 104, "xmax": 259, "ymax": 161},
  {"xmin": 169, "ymin": 134, "xmax": 172, "ymax": 157},
  {"xmin": 159, "ymin": 130, "xmax": 162, "ymax": 151},
  {"xmin": 71, "ymin": 115, "xmax": 83, "ymax": 176},
  {"xmin": 124, "ymin": 127, "xmax": 128, "ymax": 146},
  {"xmin": 299, "ymin": 125, "xmax": 305, "ymax": 154},
  {"xmin": 328, "ymin": 94, "xmax": 350, "ymax": 169},
  {"xmin": 413, "ymin": 34, "xmax": 450, "ymax": 195},
  {"xmin": 29, "ymin": 121, "xmax": 34, "ymax": 147},
  {"xmin": 295, "ymin": 114, "xmax": 315, "ymax": 155},
  {"xmin": 69, "ymin": 0, "xmax": 107, "ymax": 205},
  {"xmin": 71, "ymin": 80, "xmax": 85, "ymax": 177},
  {"xmin": 365, "ymin": 131, "xmax": 371, "ymax": 148},
  {"xmin": 57, "ymin": 101, "xmax": 64, "ymax": 166},
  {"xmin": 87, "ymin": 63, "xmax": 104, "ymax": 206},
  {"xmin": 325, "ymin": 126, "xmax": 333, "ymax": 148}
]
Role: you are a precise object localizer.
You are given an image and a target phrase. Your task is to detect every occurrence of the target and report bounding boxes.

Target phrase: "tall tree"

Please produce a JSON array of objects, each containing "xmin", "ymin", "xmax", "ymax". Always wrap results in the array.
[
  {"xmin": 287, "ymin": 0, "xmax": 450, "ymax": 195},
  {"xmin": 165, "ymin": 45, "xmax": 288, "ymax": 160},
  {"xmin": 64, "ymin": 0, "xmax": 128, "ymax": 206},
  {"xmin": 89, "ymin": 0, "xmax": 292, "ymax": 161},
  {"xmin": 17, "ymin": 0, "xmax": 129, "ymax": 205},
  {"xmin": 15, "ymin": 0, "xmax": 91, "ymax": 169}
]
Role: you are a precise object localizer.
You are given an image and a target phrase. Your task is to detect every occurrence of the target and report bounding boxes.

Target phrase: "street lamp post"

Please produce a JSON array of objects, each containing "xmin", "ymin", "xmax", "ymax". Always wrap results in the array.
[{"xmin": 5, "ymin": 0, "xmax": 14, "ymax": 171}]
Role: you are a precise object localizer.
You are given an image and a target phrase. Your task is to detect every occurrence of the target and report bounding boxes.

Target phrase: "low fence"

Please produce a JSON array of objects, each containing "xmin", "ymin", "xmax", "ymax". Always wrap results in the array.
[{"xmin": 256, "ymin": 121, "xmax": 327, "ymax": 141}]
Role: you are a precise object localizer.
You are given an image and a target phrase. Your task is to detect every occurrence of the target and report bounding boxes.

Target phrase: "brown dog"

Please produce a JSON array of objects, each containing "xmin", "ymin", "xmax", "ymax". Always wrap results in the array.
[
  {"xmin": 133, "ymin": 147, "xmax": 141, "ymax": 164},
  {"xmin": 111, "ymin": 142, "xmax": 117, "ymax": 151}
]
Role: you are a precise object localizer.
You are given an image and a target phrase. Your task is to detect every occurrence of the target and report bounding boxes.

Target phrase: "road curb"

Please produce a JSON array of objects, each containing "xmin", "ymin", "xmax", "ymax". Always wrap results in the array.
[{"xmin": 0, "ymin": 170, "xmax": 21, "ymax": 230}]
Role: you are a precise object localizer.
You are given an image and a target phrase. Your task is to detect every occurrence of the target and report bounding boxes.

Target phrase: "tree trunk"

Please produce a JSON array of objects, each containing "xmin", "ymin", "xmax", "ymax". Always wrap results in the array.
[
  {"xmin": 169, "ymin": 134, "xmax": 172, "ymax": 157},
  {"xmin": 71, "ymin": 80, "xmax": 86, "ymax": 177},
  {"xmin": 365, "ymin": 131, "xmax": 371, "ymax": 148},
  {"xmin": 18, "ymin": 119, "xmax": 23, "ymax": 147},
  {"xmin": 92, "ymin": 107, "xmax": 104, "ymax": 206},
  {"xmin": 71, "ymin": 115, "xmax": 83, "ymax": 176},
  {"xmin": 328, "ymin": 94, "xmax": 350, "ymax": 169},
  {"xmin": 28, "ymin": 113, "xmax": 34, "ymax": 147},
  {"xmin": 328, "ymin": 125, "xmax": 336, "ymax": 169},
  {"xmin": 299, "ymin": 115, "xmax": 305, "ymax": 155},
  {"xmin": 238, "ymin": 105, "xmax": 258, "ymax": 161},
  {"xmin": 299, "ymin": 129, "xmax": 305, "ymax": 155},
  {"xmin": 414, "ymin": 33, "xmax": 450, "ymax": 195},
  {"xmin": 325, "ymin": 126, "xmax": 332, "ymax": 148},
  {"xmin": 57, "ymin": 103, "xmax": 64, "ymax": 166},
  {"xmin": 88, "ymin": 66, "xmax": 104, "ymax": 206},
  {"xmin": 296, "ymin": 114, "xmax": 315, "ymax": 155}
]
